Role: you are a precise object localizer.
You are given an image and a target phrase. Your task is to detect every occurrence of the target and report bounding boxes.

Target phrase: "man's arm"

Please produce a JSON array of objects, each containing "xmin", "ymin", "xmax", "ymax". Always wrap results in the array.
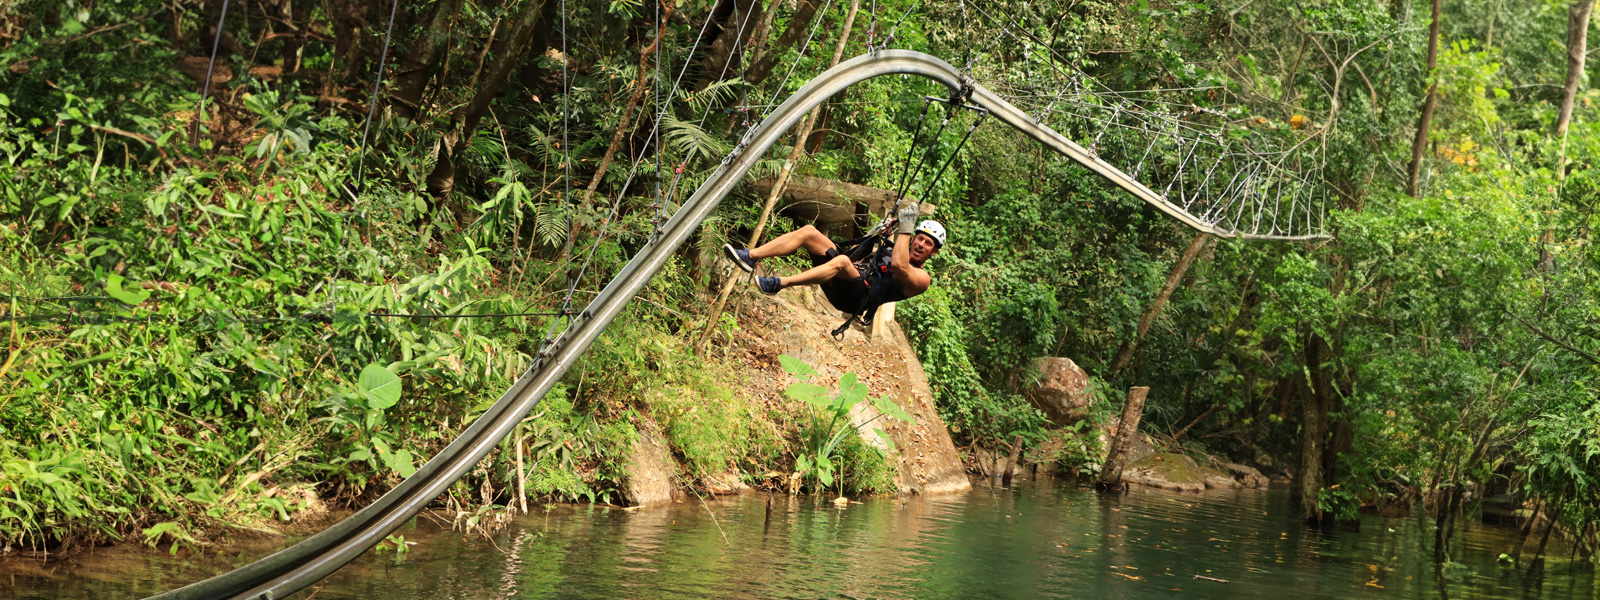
[{"xmin": 889, "ymin": 231, "xmax": 931, "ymax": 296}]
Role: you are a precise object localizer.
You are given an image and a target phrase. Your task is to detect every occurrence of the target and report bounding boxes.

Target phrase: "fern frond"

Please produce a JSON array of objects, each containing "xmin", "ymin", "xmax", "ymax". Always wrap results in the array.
[
  {"xmin": 536, "ymin": 202, "xmax": 570, "ymax": 248},
  {"xmin": 662, "ymin": 114, "xmax": 731, "ymax": 164},
  {"xmin": 677, "ymin": 77, "xmax": 747, "ymax": 111}
]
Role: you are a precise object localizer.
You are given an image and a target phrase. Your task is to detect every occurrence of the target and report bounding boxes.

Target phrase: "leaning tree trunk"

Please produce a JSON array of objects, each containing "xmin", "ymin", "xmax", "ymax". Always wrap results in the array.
[
  {"xmin": 425, "ymin": 0, "xmax": 550, "ymax": 198},
  {"xmin": 1405, "ymin": 0, "xmax": 1442, "ymax": 197},
  {"xmin": 391, "ymin": 0, "xmax": 467, "ymax": 121},
  {"xmin": 1109, "ymin": 232, "xmax": 1211, "ymax": 373},
  {"xmin": 1096, "ymin": 387, "xmax": 1150, "ymax": 492},
  {"xmin": 1557, "ymin": 0, "xmax": 1595, "ymax": 138}
]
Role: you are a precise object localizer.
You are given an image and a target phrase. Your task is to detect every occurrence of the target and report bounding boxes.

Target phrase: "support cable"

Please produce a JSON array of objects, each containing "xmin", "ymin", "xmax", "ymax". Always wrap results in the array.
[
  {"xmin": 652, "ymin": 0, "xmax": 664, "ymax": 241},
  {"xmin": 890, "ymin": 99, "xmax": 933, "ymax": 201},
  {"xmin": 332, "ymin": 0, "xmax": 400, "ymax": 320},
  {"xmin": 894, "ymin": 104, "xmax": 954, "ymax": 202},
  {"xmin": 190, "ymin": 0, "xmax": 232, "ymax": 146},
  {"xmin": 876, "ymin": 0, "xmax": 922, "ymax": 50},
  {"xmin": 916, "ymin": 109, "xmax": 986, "ymax": 203},
  {"xmin": 538, "ymin": 0, "xmax": 576, "ymax": 354},
  {"xmin": 353, "ymin": 0, "xmax": 402, "ymax": 183}
]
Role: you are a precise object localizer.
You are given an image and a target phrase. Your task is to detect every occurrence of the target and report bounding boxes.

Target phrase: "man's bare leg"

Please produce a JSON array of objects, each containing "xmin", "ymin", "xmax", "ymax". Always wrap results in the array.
[
  {"xmin": 777, "ymin": 255, "xmax": 861, "ymax": 288},
  {"xmin": 748, "ymin": 225, "xmax": 836, "ymax": 260}
]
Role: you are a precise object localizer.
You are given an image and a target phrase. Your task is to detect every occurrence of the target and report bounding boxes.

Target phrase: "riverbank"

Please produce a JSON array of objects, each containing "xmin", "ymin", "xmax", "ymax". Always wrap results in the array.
[{"xmin": 8, "ymin": 481, "xmax": 1591, "ymax": 600}]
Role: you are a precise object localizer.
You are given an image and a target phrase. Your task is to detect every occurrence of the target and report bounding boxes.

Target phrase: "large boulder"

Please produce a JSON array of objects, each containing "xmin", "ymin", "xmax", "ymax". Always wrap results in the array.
[
  {"xmin": 1121, "ymin": 453, "xmax": 1241, "ymax": 493},
  {"xmin": 1025, "ymin": 357, "xmax": 1094, "ymax": 426}
]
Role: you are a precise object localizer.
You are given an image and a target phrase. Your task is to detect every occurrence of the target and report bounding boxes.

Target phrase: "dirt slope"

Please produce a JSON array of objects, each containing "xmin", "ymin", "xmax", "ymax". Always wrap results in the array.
[{"xmin": 730, "ymin": 285, "xmax": 970, "ymax": 496}]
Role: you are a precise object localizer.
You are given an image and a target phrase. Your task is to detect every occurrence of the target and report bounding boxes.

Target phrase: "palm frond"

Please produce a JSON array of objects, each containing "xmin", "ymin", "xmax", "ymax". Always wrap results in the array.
[
  {"xmin": 744, "ymin": 158, "xmax": 787, "ymax": 181},
  {"xmin": 525, "ymin": 125, "xmax": 568, "ymax": 169}
]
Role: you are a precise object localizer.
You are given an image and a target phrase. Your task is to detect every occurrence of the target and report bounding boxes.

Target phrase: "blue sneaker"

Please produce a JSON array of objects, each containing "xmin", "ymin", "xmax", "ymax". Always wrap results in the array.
[
  {"xmin": 755, "ymin": 276, "xmax": 782, "ymax": 295},
  {"xmin": 723, "ymin": 243, "xmax": 757, "ymax": 273}
]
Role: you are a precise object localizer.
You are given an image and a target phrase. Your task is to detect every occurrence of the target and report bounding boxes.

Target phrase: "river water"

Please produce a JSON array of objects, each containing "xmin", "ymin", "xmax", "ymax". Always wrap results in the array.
[{"xmin": 9, "ymin": 478, "xmax": 1596, "ymax": 599}]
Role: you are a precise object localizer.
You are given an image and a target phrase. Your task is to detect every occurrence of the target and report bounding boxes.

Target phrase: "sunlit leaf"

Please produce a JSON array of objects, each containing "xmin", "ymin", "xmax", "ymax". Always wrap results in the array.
[{"xmin": 359, "ymin": 364, "xmax": 403, "ymax": 410}]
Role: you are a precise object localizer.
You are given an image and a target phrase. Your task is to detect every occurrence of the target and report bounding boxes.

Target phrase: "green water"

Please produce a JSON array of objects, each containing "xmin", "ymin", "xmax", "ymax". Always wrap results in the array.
[{"xmin": 8, "ymin": 479, "xmax": 1596, "ymax": 599}]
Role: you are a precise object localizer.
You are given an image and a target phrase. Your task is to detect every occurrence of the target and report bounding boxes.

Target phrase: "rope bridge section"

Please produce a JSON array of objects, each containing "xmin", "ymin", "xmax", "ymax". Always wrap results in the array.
[
  {"xmin": 945, "ymin": 1, "xmax": 1328, "ymax": 241},
  {"xmin": 973, "ymin": 77, "xmax": 1327, "ymax": 241},
  {"xmin": 150, "ymin": 47, "xmax": 1316, "ymax": 600}
]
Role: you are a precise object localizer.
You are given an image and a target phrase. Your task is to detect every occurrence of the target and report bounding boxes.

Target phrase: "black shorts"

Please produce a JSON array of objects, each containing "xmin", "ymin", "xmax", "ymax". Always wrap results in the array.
[{"xmin": 809, "ymin": 247, "xmax": 867, "ymax": 314}]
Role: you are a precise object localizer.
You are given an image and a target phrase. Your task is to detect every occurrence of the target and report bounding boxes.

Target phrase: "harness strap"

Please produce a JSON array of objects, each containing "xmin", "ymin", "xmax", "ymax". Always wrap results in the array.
[{"xmin": 830, "ymin": 315, "xmax": 857, "ymax": 341}]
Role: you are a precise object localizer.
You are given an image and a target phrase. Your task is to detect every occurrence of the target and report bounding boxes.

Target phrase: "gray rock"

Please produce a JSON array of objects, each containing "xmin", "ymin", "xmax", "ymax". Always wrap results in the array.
[
  {"xmin": 1121, "ymin": 453, "xmax": 1245, "ymax": 493},
  {"xmin": 1219, "ymin": 462, "xmax": 1269, "ymax": 488},
  {"xmin": 1025, "ymin": 357, "xmax": 1094, "ymax": 426}
]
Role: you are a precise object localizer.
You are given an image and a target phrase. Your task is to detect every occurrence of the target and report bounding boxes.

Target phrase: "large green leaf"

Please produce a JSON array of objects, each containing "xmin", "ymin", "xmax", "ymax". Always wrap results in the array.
[
  {"xmin": 105, "ymin": 274, "xmax": 150, "ymax": 306},
  {"xmin": 777, "ymin": 354, "xmax": 816, "ymax": 379},
  {"xmin": 383, "ymin": 449, "xmax": 417, "ymax": 478},
  {"xmin": 873, "ymin": 396, "xmax": 917, "ymax": 425},
  {"xmin": 837, "ymin": 373, "xmax": 867, "ymax": 407},
  {"xmin": 785, "ymin": 382, "xmax": 829, "ymax": 408},
  {"xmin": 359, "ymin": 364, "xmax": 403, "ymax": 410}
]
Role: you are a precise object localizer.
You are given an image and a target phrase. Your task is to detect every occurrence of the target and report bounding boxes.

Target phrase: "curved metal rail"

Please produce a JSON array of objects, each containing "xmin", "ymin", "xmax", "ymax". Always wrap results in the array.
[{"xmin": 151, "ymin": 49, "xmax": 1301, "ymax": 600}]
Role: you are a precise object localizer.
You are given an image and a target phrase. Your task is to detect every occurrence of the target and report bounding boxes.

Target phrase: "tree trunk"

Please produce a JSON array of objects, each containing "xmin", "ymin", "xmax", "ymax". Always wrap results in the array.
[
  {"xmin": 391, "ymin": 0, "xmax": 466, "ymax": 121},
  {"xmin": 1511, "ymin": 497, "xmax": 1543, "ymax": 562},
  {"xmin": 1557, "ymin": 0, "xmax": 1595, "ymax": 138},
  {"xmin": 1109, "ymin": 232, "xmax": 1211, "ymax": 372},
  {"xmin": 1434, "ymin": 415, "xmax": 1499, "ymax": 562},
  {"xmin": 1300, "ymin": 333, "xmax": 1333, "ymax": 522},
  {"xmin": 1096, "ymin": 387, "xmax": 1150, "ymax": 492},
  {"xmin": 696, "ymin": 0, "xmax": 761, "ymax": 87},
  {"xmin": 1002, "ymin": 435, "xmax": 1024, "ymax": 487},
  {"xmin": 1405, "ymin": 0, "xmax": 1441, "ymax": 197},
  {"xmin": 574, "ymin": 2, "xmax": 676, "ymax": 212},
  {"xmin": 1530, "ymin": 497, "xmax": 1562, "ymax": 569},
  {"xmin": 694, "ymin": 0, "xmax": 859, "ymax": 354},
  {"xmin": 425, "ymin": 0, "xmax": 551, "ymax": 197},
  {"xmin": 1172, "ymin": 403, "xmax": 1223, "ymax": 441},
  {"xmin": 745, "ymin": 0, "xmax": 823, "ymax": 85}
]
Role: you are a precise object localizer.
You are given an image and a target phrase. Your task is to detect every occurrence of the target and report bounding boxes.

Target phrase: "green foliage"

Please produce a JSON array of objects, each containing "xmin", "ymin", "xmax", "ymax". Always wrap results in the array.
[
  {"xmin": 3, "ymin": 0, "xmax": 1600, "ymax": 560},
  {"xmin": 780, "ymin": 355, "xmax": 911, "ymax": 494}
]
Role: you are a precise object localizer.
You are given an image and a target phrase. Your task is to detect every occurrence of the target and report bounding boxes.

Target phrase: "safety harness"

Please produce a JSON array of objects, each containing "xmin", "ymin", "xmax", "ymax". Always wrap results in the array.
[
  {"xmin": 828, "ymin": 87, "xmax": 983, "ymax": 342},
  {"xmin": 827, "ymin": 228, "xmax": 910, "ymax": 341}
]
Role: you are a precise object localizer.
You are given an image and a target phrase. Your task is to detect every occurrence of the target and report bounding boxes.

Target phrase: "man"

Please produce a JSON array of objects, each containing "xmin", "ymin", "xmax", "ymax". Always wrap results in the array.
[{"xmin": 722, "ymin": 202, "xmax": 945, "ymax": 323}]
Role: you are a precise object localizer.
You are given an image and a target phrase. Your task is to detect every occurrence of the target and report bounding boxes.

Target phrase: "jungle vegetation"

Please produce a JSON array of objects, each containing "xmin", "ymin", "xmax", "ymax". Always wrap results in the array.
[{"xmin": 1, "ymin": 0, "xmax": 1597, "ymax": 568}]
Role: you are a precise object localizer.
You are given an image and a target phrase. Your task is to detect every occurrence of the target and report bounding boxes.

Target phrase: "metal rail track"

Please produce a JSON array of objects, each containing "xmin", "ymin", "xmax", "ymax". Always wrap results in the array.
[{"xmin": 150, "ymin": 49, "xmax": 1299, "ymax": 600}]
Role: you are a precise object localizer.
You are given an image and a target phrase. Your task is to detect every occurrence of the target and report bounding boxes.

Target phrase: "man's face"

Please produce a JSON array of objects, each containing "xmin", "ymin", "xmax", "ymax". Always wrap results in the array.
[{"xmin": 909, "ymin": 232, "xmax": 941, "ymax": 264}]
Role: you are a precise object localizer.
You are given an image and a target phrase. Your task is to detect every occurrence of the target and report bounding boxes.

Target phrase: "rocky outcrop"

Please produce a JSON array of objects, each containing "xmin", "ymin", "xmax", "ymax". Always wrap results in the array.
[
  {"xmin": 1024, "ymin": 357, "xmax": 1094, "ymax": 426},
  {"xmin": 621, "ymin": 422, "xmax": 679, "ymax": 507},
  {"xmin": 751, "ymin": 287, "xmax": 970, "ymax": 496}
]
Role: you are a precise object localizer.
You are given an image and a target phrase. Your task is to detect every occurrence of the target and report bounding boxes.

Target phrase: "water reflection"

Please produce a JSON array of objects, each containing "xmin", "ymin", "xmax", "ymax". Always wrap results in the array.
[{"xmin": 6, "ymin": 479, "xmax": 1596, "ymax": 599}]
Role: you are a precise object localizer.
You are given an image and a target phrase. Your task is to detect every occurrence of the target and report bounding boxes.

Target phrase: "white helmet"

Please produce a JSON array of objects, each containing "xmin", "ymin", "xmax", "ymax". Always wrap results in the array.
[{"xmin": 916, "ymin": 220, "xmax": 947, "ymax": 247}]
